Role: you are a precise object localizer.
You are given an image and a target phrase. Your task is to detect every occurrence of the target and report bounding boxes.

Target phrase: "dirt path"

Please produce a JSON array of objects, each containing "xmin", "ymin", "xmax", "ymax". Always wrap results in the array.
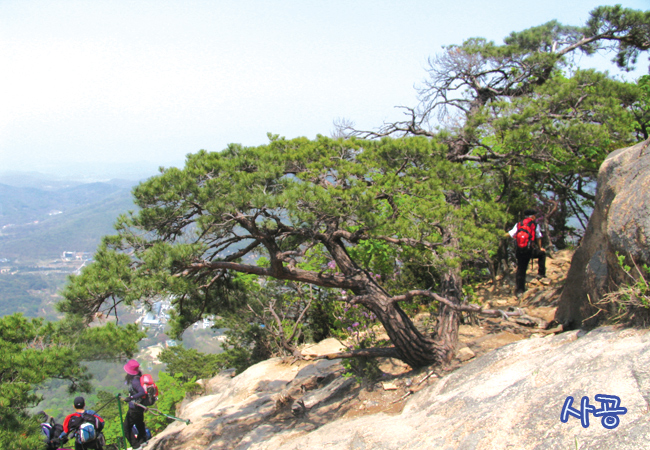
[
  {"xmin": 456, "ymin": 248, "xmax": 572, "ymax": 360},
  {"xmin": 335, "ymin": 249, "xmax": 574, "ymax": 419}
]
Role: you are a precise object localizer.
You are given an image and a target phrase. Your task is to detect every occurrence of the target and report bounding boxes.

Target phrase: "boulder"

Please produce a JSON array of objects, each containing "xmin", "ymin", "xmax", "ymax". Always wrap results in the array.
[
  {"xmin": 455, "ymin": 346, "xmax": 475, "ymax": 362},
  {"xmin": 299, "ymin": 337, "xmax": 346, "ymax": 359},
  {"xmin": 555, "ymin": 139, "xmax": 650, "ymax": 329}
]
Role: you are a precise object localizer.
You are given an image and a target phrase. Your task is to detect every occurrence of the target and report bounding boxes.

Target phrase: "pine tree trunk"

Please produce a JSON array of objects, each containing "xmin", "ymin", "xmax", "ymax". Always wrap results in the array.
[
  {"xmin": 326, "ymin": 235, "xmax": 459, "ymax": 369},
  {"xmin": 433, "ymin": 225, "xmax": 463, "ymax": 363},
  {"xmin": 362, "ymin": 294, "xmax": 448, "ymax": 368},
  {"xmin": 350, "ymin": 281, "xmax": 450, "ymax": 368},
  {"xmin": 551, "ymin": 187, "xmax": 571, "ymax": 250},
  {"xmin": 435, "ymin": 268, "xmax": 462, "ymax": 360}
]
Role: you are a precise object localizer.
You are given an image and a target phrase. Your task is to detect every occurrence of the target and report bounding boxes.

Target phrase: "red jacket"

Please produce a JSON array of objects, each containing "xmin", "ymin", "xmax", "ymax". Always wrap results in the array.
[{"xmin": 61, "ymin": 410, "xmax": 104, "ymax": 438}]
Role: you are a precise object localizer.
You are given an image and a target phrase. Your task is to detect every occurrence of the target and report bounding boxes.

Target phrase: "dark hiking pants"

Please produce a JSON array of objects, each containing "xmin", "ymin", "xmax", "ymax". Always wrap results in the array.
[
  {"xmin": 124, "ymin": 407, "xmax": 147, "ymax": 448},
  {"xmin": 515, "ymin": 247, "xmax": 546, "ymax": 293}
]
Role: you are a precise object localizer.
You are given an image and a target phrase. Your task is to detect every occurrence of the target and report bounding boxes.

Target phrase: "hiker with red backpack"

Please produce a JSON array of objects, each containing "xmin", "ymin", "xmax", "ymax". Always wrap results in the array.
[
  {"xmin": 124, "ymin": 359, "xmax": 158, "ymax": 449},
  {"xmin": 508, "ymin": 209, "xmax": 547, "ymax": 296},
  {"xmin": 123, "ymin": 359, "xmax": 150, "ymax": 449},
  {"xmin": 56, "ymin": 397, "xmax": 105, "ymax": 450}
]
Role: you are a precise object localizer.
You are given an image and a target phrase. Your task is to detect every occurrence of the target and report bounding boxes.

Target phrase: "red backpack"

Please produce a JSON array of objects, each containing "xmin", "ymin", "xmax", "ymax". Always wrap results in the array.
[
  {"xmin": 63, "ymin": 411, "xmax": 104, "ymax": 444},
  {"xmin": 140, "ymin": 374, "xmax": 159, "ymax": 406},
  {"xmin": 514, "ymin": 217, "xmax": 536, "ymax": 249}
]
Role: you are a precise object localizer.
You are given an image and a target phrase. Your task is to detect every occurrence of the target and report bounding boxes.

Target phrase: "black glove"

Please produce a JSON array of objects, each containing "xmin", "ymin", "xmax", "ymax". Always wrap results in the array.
[{"xmin": 124, "ymin": 396, "xmax": 133, "ymax": 402}]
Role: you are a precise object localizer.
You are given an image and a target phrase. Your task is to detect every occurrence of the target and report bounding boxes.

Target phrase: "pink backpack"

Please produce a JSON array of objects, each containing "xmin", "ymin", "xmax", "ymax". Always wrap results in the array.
[{"xmin": 140, "ymin": 374, "xmax": 159, "ymax": 406}]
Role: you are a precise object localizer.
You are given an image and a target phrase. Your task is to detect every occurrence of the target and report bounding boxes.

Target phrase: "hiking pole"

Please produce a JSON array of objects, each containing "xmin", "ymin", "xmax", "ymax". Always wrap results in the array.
[
  {"xmin": 92, "ymin": 396, "xmax": 117, "ymax": 415},
  {"xmin": 134, "ymin": 402, "xmax": 191, "ymax": 425},
  {"xmin": 117, "ymin": 394, "xmax": 128, "ymax": 450}
]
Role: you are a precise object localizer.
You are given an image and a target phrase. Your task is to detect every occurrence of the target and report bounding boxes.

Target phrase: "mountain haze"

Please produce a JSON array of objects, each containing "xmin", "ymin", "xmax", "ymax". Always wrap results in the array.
[{"xmin": 0, "ymin": 175, "xmax": 138, "ymax": 261}]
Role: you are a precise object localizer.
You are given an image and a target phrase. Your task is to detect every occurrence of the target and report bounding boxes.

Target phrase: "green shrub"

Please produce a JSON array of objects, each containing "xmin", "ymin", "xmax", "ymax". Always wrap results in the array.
[{"xmin": 593, "ymin": 253, "xmax": 650, "ymax": 325}]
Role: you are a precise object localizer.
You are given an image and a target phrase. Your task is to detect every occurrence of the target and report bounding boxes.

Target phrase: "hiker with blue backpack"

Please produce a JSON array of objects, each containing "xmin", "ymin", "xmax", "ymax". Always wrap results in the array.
[
  {"xmin": 508, "ymin": 209, "xmax": 547, "ymax": 297},
  {"xmin": 56, "ymin": 397, "xmax": 105, "ymax": 450},
  {"xmin": 39, "ymin": 411, "xmax": 66, "ymax": 450}
]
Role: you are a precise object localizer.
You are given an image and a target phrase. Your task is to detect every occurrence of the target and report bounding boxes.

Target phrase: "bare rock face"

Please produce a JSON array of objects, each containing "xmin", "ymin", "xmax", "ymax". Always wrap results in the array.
[
  {"xmin": 147, "ymin": 339, "xmax": 353, "ymax": 450},
  {"xmin": 147, "ymin": 329, "xmax": 650, "ymax": 450},
  {"xmin": 264, "ymin": 328, "xmax": 650, "ymax": 450},
  {"xmin": 555, "ymin": 139, "xmax": 650, "ymax": 329}
]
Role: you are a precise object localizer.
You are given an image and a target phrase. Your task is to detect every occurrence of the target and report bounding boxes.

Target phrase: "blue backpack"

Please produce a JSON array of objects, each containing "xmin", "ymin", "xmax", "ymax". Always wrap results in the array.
[
  {"xmin": 77, "ymin": 421, "xmax": 97, "ymax": 443},
  {"xmin": 41, "ymin": 418, "xmax": 64, "ymax": 449}
]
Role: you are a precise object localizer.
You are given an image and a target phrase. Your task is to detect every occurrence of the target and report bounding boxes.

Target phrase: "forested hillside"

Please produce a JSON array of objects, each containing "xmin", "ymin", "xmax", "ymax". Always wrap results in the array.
[
  {"xmin": 0, "ymin": 180, "xmax": 136, "ymax": 261},
  {"xmin": 0, "ymin": 272, "xmax": 67, "ymax": 318},
  {"xmin": 0, "ymin": 176, "xmax": 137, "ymax": 319}
]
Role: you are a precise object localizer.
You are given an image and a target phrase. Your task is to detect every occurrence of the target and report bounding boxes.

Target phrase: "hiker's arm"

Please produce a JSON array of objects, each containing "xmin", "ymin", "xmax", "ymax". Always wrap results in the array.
[
  {"xmin": 507, "ymin": 224, "xmax": 518, "ymax": 238},
  {"xmin": 535, "ymin": 224, "xmax": 545, "ymax": 251},
  {"xmin": 129, "ymin": 377, "xmax": 147, "ymax": 401}
]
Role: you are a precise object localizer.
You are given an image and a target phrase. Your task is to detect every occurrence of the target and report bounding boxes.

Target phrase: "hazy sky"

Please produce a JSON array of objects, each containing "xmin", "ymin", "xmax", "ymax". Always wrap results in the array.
[{"xmin": 1, "ymin": 0, "xmax": 648, "ymax": 178}]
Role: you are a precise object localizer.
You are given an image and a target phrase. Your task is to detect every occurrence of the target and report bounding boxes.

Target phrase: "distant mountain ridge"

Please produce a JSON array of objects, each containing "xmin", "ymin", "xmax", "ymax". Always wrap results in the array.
[
  {"xmin": 0, "ymin": 181, "xmax": 133, "ymax": 226},
  {"xmin": 0, "ymin": 171, "xmax": 84, "ymax": 191},
  {"xmin": 0, "ymin": 174, "xmax": 139, "ymax": 262}
]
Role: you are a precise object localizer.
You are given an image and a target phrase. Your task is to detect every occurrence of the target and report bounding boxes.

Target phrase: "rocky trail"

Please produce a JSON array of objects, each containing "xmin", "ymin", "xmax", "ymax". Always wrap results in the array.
[
  {"xmin": 454, "ymin": 248, "xmax": 572, "ymax": 364},
  {"xmin": 149, "ymin": 249, "xmax": 574, "ymax": 450}
]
